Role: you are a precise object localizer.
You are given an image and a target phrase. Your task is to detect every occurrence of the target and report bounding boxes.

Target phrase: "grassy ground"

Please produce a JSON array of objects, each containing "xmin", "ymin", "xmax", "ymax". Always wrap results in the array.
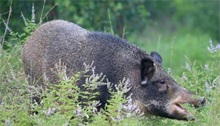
[{"xmin": 0, "ymin": 21, "xmax": 220, "ymax": 125}]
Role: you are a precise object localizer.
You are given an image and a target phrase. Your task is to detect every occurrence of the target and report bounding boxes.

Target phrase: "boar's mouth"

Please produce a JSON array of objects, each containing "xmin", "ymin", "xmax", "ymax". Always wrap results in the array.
[
  {"xmin": 172, "ymin": 102, "xmax": 194, "ymax": 120},
  {"xmin": 171, "ymin": 97, "xmax": 205, "ymax": 121}
]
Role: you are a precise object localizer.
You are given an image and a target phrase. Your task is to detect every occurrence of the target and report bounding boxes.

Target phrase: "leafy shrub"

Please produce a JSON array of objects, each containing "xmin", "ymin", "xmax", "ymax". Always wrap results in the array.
[{"xmin": 55, "ymin": 0, "xmax": 150, "ymax": 37}]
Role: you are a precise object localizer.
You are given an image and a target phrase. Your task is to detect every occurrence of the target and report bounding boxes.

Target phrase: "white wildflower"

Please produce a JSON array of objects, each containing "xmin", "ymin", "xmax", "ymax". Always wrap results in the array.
[
  {"xmin": 43, "ymin": 107, "xmax": 56, "ymax": 115},
  {"xmin": 204, "ymin": 64, "xmax": 209, "ymax": 71},
  {"xmin": 208, "ymin": 39, "xmax": 220, "ymax": 53},
  {"xmin": 205, "ymin": 82, "xmax": 212, "ymax": 93},
  {"xmin": 5, "ymin": 120, "xmax": 11, "ymax": 126},
  {"xmin": 123, "ymin": 96, "xmax": 144, "ymax": 117},
  {"xmin": 181, "ymin": 72, "xmax": 188, "ymax": 81},
  {"xmin": 185, "ymin": 62, "xmax": 191, "ymax": 71},
  {"xmin": 73, "ymin": 105, "xmax": 89, "ymax": 119}
]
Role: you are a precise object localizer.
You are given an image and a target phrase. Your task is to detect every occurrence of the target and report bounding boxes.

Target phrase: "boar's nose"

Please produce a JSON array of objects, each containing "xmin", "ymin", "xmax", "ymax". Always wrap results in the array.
[
  {"xmin": 200, "ymin": 97, "xmax": 206, "ymax": 107},
  {"xmin": 194, "ymin": 97, "xmax": 206, "ymax": 108}
]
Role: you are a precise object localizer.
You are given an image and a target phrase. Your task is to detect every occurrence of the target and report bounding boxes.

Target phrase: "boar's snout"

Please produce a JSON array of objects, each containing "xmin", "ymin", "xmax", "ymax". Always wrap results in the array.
[
  {"xmin": 193, "ymin": 97, "xmax": 206, "ymax": 108},
  {"xmin": 169, "ymin": 88, "xmax": 206, "ymax": 121}
]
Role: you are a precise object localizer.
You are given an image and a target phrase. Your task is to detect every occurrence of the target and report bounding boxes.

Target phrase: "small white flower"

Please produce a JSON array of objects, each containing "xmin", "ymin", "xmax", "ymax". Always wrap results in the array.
[
  {"xmin": 204, "ymin": 64, "xmax": 209, "ymax": 70},
  {"xmin": 185, "ymin": 62, "xmax": 191, "ymax": 71},
  {"xmin": 5, "ymin": 120, "xmax": 11, "ymax": 126},
  {"xmin": 205, "ymin": 82, "xmax": 212, "ymax": 93},
  {"xmin": 43, "ymin": 107, "xmax": 56, "ymax": 115},
  {"xmin": 182, "ymin": 72, "xmax": 188, "ymax": 81},
  {"xmin": 208, "ymin": 39, "xmax": 220, "ymax": 53}
]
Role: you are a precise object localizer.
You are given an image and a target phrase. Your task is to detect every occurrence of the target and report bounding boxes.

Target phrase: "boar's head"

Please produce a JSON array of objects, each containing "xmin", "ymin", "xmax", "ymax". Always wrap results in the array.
[{"xmin": 132, "ymin": 52, "xmax": 205, "ymax": 121}]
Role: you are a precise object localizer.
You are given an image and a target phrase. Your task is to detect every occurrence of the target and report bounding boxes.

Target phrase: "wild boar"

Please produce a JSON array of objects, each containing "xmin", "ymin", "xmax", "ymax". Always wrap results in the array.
[{"xmin": 22, "ymin": 20, "xmax": 205, "ymax": 120}]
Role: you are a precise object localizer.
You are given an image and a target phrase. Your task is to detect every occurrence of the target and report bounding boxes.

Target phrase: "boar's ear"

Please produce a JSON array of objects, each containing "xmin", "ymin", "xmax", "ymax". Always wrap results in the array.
[
  {"xmin": 150, "ymin": 51, "xmax": 162, "ymax": 64},
  {"xmin": 141, "ymin": 58, "xmax": 156, "ymax": 85}
]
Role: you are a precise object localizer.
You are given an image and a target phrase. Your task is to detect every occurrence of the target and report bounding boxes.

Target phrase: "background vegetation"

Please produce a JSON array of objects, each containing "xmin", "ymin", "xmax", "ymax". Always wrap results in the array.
[{"xmin": 0, "ymin": 0, "xmax": 219, "ymax": 125}]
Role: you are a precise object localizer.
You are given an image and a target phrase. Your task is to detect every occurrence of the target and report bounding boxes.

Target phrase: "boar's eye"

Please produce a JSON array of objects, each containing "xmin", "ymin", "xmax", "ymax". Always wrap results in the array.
[
  {"xmin": 159, "ymin": 80, "xmax": 165, "ymax": 84},
  {"xmin": 157, "ymin": 80, "xmax": 168, "ymax": 92}
]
